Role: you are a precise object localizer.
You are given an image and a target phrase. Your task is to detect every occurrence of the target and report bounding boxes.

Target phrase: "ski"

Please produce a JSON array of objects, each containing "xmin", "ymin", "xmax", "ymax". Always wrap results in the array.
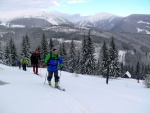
[
  {"xmin": 54, "ymin": 87, "xmax": 65, "ymax": 91},
  {"xmin": 48, "ymin": 85, "xmax": 65, "ymax": 91},
  {"xmin": 34, "ymin": 73, "xmax": 42, "ymax": 78}
]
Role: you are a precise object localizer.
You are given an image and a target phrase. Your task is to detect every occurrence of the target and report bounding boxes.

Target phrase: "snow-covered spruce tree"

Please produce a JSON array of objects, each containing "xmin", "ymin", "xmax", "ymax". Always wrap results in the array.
[
  {"xmin": 120, "ymin": 62, "xmax": 124, "ymax": 77},
  {"xmin": 21, "ymin": 34, "xmax": 31, "ymax": 59},
  {"xmin": 0, "ymin": 41, "xmax": 3, "ymax": 63},
  {"xmin": 58, "ymin": 42, "xmax": 68, "ymax": 71},
  {"xmin": 4, "ymin": 46, "xmax": 11, "ymax": 65},
  {"xmin": 49, "ymin": 38, "xmax": 54, "ymax": 52},
  {"xmin": 108, "ymin": 37, "xmax": 120, "ymax": 77},
  {"xmin": 62, "ymin": 42, "xmax": 68, "ymax": 71},
  {"xmin": 59, "ymin": 43, "xmax": 63, "ymax": 56},
  {"xmin": 9, "ymin": 38, "xmax": 18, "ymax": 66},
  {"xmin": 135, "ymin": 61, "xmax": 140, "ymax": 79},
  {"xmin": 85, "ymin": 31, "xmax": 96, "ymax": 75},
  {"xmin": 144, "ymin": 74, "xmax": 150, "ymax": 88},
  {"xmin": 100, "ymin": 41, "xmax": 109, "ymax": 77},
  {"xmin": 79, "ymin": 35, "xmax": 88, "ymax": 74},
  {"xmin": 11, "ymin": 42, "xmax": 17, "ymax": 66},
  {"xmin": 76, "ymin": 49, "xmax": 80, "ymax": 74},
  {"xmin": 21, "ymin": 36, "xmax": 26, "ymax": 56},
  {"xmin": 68, "ymin": 40, "xmax": 76, "ymax": 73},
  {"xmin": 41, "ymin": 33, "xmax": 48, "ymax": 62},
  {"xmin": 24, "ymin": 34, "xmax": 31, "ymax": 59}
]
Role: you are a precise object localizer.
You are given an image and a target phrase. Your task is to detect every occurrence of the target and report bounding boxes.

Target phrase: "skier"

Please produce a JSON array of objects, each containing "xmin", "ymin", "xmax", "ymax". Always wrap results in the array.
[
  {"xmin": 20, "ymin": 56, "xmax": 28, "ymax": 71},
  {"xmin": 17, "ymin": 60, "xmax": 21, "ymax": 69},
  {"xmin": 44, "ymin": 49, "xmax": 63, "ymax": 88},
  {"xmin": 30, "ymin": 49, "xmax": 41, "ymax": 75}
]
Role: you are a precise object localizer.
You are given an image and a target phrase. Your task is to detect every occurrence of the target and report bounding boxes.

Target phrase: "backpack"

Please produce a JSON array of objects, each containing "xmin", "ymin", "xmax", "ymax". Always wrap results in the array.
[
  {"xmin": 47, "ymin": 52, "xmax": 59, "ymax": 66},
  {"xmin": 49, "ymin": 52, "xmax": 59, "ymax": 60},
  {"xmin": 22, "ymin": 59, "xmax": 27, "ymax": 65}
]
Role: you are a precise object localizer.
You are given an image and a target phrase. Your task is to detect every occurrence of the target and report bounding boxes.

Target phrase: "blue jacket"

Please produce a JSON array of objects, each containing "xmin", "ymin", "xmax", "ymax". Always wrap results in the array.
[{"xmin": 44, "ymin": 53, "xmax": 63, "ymax": 71}]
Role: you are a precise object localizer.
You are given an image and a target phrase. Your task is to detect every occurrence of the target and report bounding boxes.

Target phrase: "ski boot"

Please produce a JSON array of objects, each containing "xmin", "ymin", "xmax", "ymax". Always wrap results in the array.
[
  {"xmin": 55, "ymin": 82, "xmax": 59, "ymax": 88},
  {"xmin": 48, "ymin": 81, "xmax": 51, "ymax": 86}
]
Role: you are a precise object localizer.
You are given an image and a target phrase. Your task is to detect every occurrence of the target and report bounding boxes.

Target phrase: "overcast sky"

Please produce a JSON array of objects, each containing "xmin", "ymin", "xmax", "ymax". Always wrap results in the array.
[{"xmin": 0, "ymin": 0, "xmax": 150, "ymax": 19}]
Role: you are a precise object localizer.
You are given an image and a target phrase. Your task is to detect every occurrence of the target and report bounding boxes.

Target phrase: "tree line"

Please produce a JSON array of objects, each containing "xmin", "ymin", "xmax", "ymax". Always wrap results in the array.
[{"xmin": 0, "ymin": 31, "xmax": 150, "ymax": 84}]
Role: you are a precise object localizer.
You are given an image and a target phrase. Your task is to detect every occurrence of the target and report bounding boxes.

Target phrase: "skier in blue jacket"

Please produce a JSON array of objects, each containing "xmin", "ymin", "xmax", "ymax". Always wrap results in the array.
[{"xmin": 44, "ymin": 49, "xmax": 63, "ymax": 88}]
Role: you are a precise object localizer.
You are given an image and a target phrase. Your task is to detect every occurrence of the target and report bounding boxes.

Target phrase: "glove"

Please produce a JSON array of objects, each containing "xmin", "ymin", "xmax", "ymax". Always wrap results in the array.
[{"xmin": 59, "ymin": 64, "xmax": 63, "ymax": 70}]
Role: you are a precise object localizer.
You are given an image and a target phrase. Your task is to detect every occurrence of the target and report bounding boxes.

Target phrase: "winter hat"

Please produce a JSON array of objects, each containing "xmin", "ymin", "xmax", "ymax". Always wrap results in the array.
[
  {"xmin": 35, "ymin": 49, "xmax": 38, "ymax": 52},
  {"xmin": 53, "ymin": 48, "xmax": 57, "ymax": 51}
]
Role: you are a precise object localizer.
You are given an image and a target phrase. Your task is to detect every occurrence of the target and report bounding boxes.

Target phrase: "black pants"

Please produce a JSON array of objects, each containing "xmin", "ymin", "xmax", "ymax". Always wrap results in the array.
[
  {"xmin": 47, "ymin": 70, "xmax": 59, "ymax": 82},
  {"xmin": 33, "ymin": 64, "xmax": 38, "ymax": 74},
  {"xmin": 22, "ymin": 65, "xmax": 26, "ymax": 71}
]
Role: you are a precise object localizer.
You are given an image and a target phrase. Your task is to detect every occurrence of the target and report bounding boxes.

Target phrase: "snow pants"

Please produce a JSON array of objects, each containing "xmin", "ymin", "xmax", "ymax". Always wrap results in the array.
[
  {"xmin": 47, "ymin": 70, "xmax": 60, "ymax": 82},
  {"xmin": 22, "ymin": 65, "xmax": 26, "ymax": 71},
  {"xmin": 33, "ymin": 64, "xmax": 38, "ymax": 74}
]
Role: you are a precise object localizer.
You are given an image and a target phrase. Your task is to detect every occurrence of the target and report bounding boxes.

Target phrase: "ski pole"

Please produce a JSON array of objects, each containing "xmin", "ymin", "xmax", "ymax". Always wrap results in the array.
[
  {"xmin": 60, "ymin": 70, "xmax": 62, "ymax": 77},
  {"xmin": 44, "ymin": 71, "xmax": 48, "ymax": 85}
]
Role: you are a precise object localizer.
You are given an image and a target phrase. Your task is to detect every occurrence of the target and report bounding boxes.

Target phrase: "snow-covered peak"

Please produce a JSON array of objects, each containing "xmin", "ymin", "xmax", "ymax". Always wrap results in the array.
[
  {"xmin": 35, "ymin": 11, "xmax": 67, "ymax": 25},
  {"xmin": 3, "ymin": 10, "xmax": 72, "ymax": 26},
  {"xmin": 78, "ymin": 12, "xmax": 122, "ymax": 30},
  {"xmin": 84, "ymin": 12, "xmax": 118, "ymax": 23}
]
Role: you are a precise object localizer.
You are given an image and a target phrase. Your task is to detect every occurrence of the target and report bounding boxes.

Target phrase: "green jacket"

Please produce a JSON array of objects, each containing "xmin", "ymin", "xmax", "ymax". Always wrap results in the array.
[
  {"xmin": 21, "ymin": 59, "xmax": 28, "ymax": 65},
  {"xmin": 44, "ymin": 52, "xmax": 63, "ymax": 71},
  {"xmin": 44, "ymin": 52, "xmax": 60, "ymax": 64}
]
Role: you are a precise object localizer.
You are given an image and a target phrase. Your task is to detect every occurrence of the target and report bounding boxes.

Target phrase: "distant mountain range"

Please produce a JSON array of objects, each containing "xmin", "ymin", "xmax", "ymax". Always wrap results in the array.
[{"xmin": 0, "ymin": 11, "xmax": 150, "ymax": 34}]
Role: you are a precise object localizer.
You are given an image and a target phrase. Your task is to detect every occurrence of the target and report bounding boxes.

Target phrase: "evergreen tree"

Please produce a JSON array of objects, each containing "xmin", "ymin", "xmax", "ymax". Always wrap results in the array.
[
  {"xmin": 59, "ymin": 43, "xmax": 63, "ymax": 56},
  {"xmin": 120, "ymin": 62, "xmax": 124, "ymax": 77},
  {"xmin": 85, "ymin": 31, "xmax": 96, "ymax": 75},
  {"xmin": 4, "ymin": 46, "xmax": 11, "ymax": 65},
  {"xmin": 9, "ymin": 38, "xmax": 18, "ymax": 66},
  {"xmin": 68, "ymin": 40, "xmax": 76, "ymax": 73},
  {"xmin": 49, "ymin": 38, "xmax": 54, "ymax": 52},
  {"xmin": 76, "ymin": 49, "xmax": 80, "ymax": 74},
  {"xmin": 144, "ymin": 74, "xmax": 150, "ymax": 88},
  {"xmin": 62, "ymin": 43, "xmax": 68, "ymax": 71},
  {"xmin": 11, "ymin": 42, "xmax": 18, "ymax": 66},
  {"xmin": 24, "ymin": 34, "xmax": 31, "ymax": 59},
  {"xmin": 108, "ymin": 37, "xmax": 120, "ymax": 77},
  {"xmin": 79, "ymin": 35, "xmax": 88, "ymax": 74},
  {"xmin": 21, "ymin": 34, "xmax": 31, "ymax": 59},
  {"xmin": 135, "ymin": 61, "xmax": 140, "ymax": 79},
  {"xmin": 101, "ymin": 41, "xmax": 109, "ymax": 77},
  {"xmin": 0, "ymin": 41, "xmax": 3, "ymax": 63},
  {"xmin": 60, "ymin": 42, "xmax": 68, "ymax": 71},
  {"xmin": 96, "ymin": 47, "xmax": 103, "ymax": 75},
  {"xmin": 21, "ymin": 36, "xmax": 26, "ymax": 56},
  {"xmin": 41, "ymin": 33, "xmax": 48, "ymax": 61}
]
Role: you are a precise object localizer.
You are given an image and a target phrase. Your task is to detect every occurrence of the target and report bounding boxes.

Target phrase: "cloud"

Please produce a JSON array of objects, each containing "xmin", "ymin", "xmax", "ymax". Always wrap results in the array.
[
  {"xmin": 67, "ymin": 0, "xmax": 90, "ymax": 4},
  {"xmin": 51, "ymin": 1, "xmax": 61, "ymax": 6},
  {"xmin": 0, "ymin": 0, "xmax": 63, "ymax": 11}
]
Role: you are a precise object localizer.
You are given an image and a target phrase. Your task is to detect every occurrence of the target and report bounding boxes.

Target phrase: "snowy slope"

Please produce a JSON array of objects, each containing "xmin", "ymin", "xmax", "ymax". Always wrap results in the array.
[
  {"xmin": 77, "ymin": 12, "xmax": 122, "ymax": 30},
  {"xmin": 0, "ymin": 64, "xmax": 150, "ymax": 113},
  {"xmin": 6, "ymin": 10, "xmax": 73, "ymax": 27}
]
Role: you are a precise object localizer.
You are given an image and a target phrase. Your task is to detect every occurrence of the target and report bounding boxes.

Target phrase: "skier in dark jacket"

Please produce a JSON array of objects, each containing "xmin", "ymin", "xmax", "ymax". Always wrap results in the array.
[
  {"xmin": 30, "ymin": 49, "xmax": 41, "ymax": 74},
  {"xmin": 44, "ymin": 49, "xmax": 63, "ymax": 88}
]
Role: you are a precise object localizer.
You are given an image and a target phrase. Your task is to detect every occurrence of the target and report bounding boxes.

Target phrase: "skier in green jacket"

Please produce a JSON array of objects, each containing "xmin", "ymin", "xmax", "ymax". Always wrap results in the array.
[
  {"xmin": 21, "ymin": 56, "xmax": 28, "ymax": 71},
  {"xmin": 44, "ymin": 49, "xmax": 63, "ymax": 88}
]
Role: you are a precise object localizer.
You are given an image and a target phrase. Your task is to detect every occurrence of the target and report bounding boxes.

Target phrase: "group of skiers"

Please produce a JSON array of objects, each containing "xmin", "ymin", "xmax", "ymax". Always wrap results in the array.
[{"xmin": 18, "ymin": 48, "xmax": 64, "ymax": 88}]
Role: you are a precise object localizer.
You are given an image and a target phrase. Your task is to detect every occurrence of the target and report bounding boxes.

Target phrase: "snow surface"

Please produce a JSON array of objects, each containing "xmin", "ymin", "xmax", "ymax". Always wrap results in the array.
[
  {"xmin": 137, "ymin": 28, "xmax": 150, "ymax": 34},
  {"xmin": 0, "ymin": 64, "xmax": 150, "ymax": 113},
  {"xmin": 10, "ymin": 25, "xmax": 25, "ymax": 28},
  {"xmin": 137, "ymin": 21, "xmax": 150, "ymax": 25}
]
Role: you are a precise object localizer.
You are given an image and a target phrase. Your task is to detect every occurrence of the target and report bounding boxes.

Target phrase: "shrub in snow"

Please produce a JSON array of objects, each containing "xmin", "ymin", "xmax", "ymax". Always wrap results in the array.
[{"xmin": 144, "ymin": 74, "xmax": 150, "ymax": 88}]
